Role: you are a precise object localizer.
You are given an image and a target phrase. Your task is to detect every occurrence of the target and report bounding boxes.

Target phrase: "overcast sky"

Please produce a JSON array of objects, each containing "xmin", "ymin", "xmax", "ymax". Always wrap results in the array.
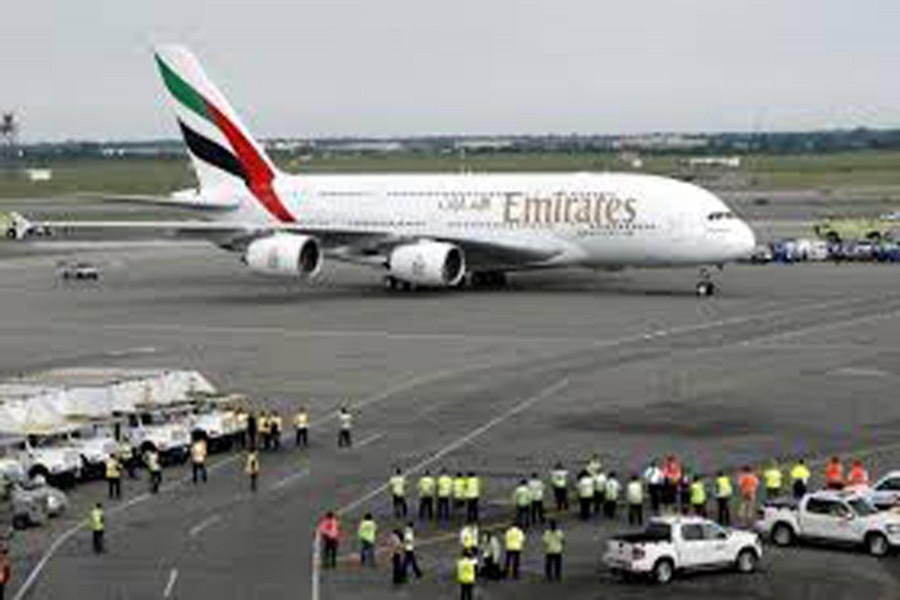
[{"xmin": 3, "ymin": 0, "xmax": 899, "ymax": 141}]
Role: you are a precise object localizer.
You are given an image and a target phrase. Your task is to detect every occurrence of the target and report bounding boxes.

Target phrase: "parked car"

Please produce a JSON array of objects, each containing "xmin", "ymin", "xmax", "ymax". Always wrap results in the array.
[
  {"xmin": 864, "ymin": 471, "xmax": 900, "ymax": 510},
  {"xmin": 755, "ymin": 490, "xmax": 900, "ymax": 556},
  {"xmin": 56, "ymin": 260, "xmax": 101, "ymax": 281},
  {"xmin": 603, "ymin": 516, "xmax": 762, "ymax": 584},
  {"xmin": 749, "ymin": 245, "xmax": 773, "ymax": 265}
]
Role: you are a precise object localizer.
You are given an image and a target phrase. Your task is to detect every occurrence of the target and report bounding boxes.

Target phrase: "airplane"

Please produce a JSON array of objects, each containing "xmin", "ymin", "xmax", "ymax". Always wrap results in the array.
[{"xmin": 8, "ymin": 45, "xmax": 756, "ymax": 296}]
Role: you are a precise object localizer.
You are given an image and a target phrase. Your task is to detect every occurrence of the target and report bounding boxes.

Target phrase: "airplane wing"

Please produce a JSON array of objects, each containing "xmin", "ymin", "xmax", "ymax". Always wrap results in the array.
[{"xmin": 71, "ymin": 191, "xmax": 239, "ymax": 211}]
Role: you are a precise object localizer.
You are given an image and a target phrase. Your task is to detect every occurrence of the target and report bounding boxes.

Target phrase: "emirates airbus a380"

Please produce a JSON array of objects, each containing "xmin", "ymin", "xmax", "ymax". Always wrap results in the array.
[{"xmin": 11, "ymin": 45, "xmax": 755, "ymax": 296}]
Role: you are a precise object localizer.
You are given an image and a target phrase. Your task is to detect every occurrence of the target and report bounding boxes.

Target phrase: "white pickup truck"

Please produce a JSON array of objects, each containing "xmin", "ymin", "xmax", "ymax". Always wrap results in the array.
[
  {"xmin": 603, "ymin": 516, "xmax": 762, "ymax": 584},
  {"xmin": 17, "ymin": 438, "xmax": 82, "ymax": 486},
  {"xmin": 124, "ymin": 413, "xmax": 191, "ymax": 465},
  {"xmin": 756, "ymin": 490, "xmax": 900, "ymax": 556},
  {"xmin": 864, "ymin": 470, "xmax": 900, "ymax": 510}
]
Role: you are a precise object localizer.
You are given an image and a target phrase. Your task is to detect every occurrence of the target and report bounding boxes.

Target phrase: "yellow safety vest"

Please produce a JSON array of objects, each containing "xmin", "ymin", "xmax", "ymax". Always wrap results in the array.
[
  {"xmin": 358, "ymin": 519, "xmax": 377, "ymax": 543},
  {"xmin": 461, "ymin": 526, "xmax": 479, "ymax": 549},
  {"xmin": 543, "ymin": 529, "xmax": 564, "ymax": 554},
  {"xmin": 453, "ymin": 477, "xmax": 467, "ymax": 499},
  {"xmin": 550, "ymin": 469, "xmax": 568, "ymax": 489},
  {"xmin": 505, "ymin": 527, "xmax": 525, "ymax": 551},
  {"xmin": 626, "ymin": 481, "xmax": 644, "ymax": 505},
  {"xmin": 457, "ymin": 557, "xmax": 476, "ymax": 584},
  {"xmin": 764, "ymin": 468, "xmax": 783, "ymax": 489},
  {"xmin": 466, "ymin": 476, "xmax": 481, "ymax": 499},
  {"xmin": 716, "ymin": 476, "xmax": 733, "ymax": 498},
  {"xmin": 419, "ymin": 476, "xmax": 435, "ymax": 496},
  {"xmin": 295, "ymin": 412, "xmax": 309, "ymax": 428},
  {"xmin": 390, "ymin": 475, "xmax": 406, "ymax": 497},
  {"xmin": 191, "ymin": 442, "xmax": 207, "ymax": 464},
  {"xmin": 514, "ymin": 485, "xmax": 532, "ymax": 507},
  {"xmin": 89, "ymin": 508, "xmax": 104, "ymax": 532},
  {"xmin": 790, "ymin": 464, "xmax": 810, "ymax": 482},
  {"xmin": 690, "ymin": 481, "xmax": 707, "ymax": 505},
  {"xmin": 105, "ymin": 458, "xmax": 121, "ymax": 479},
  {"xmin": 577, "ymin": 476, "xmax": 594, "ymax": 499},
  {"xmin": 258, "ymin": 416, "xmax": 270, "ymax": 433},
  {"xmin": 245, "ymin": 453, "xmax": 260, "ymax": 475},
  {"xmin": 437, "ymin": 476, "xmax": 453, "ymax": 498}
]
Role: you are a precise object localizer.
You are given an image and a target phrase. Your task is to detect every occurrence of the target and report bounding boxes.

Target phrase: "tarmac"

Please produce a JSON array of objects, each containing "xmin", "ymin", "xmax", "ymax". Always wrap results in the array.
[{"xmin": 1, "ymin": 239, "xmax": 900, "ymax": 599}]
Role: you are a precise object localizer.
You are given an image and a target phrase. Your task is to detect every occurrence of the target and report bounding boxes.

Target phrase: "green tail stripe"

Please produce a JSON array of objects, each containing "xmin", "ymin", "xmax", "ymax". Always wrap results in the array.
[{"xmin": 155, "ymin": 55, "xmax": 212, "ymax": 124}]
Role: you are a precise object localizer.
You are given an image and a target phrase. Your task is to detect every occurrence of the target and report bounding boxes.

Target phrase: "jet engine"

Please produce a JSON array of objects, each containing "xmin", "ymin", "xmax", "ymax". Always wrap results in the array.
[
  {"xmin": 244, "ymin": 234, "xmax": 322, "ymax": 278},
  {"xmin": 388, "ymin": 241, "xmax": 466, "ymax": 287}
]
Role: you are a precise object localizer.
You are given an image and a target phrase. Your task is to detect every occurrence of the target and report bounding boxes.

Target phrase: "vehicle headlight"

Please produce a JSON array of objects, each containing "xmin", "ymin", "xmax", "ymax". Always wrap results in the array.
[{"xmin": 885, "ymin": 524, "xmax": 900, "ymax": 534}]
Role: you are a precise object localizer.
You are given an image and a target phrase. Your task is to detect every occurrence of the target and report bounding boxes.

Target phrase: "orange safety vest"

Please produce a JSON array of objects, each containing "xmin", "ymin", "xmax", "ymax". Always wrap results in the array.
[
  {"xmin": 825, "ymin": 462, "xmax": 843, "ymax": 485},
  {"xmin": 318, "ymin": 517, "xmax": 341, "ymax": 541},
  {"xmin": 848, "ymin": 465, "xmax": 868, "ymax": 486},
  {"xmin": 739, "ymin": 473, "xmax": 759, "ymax": 497}
]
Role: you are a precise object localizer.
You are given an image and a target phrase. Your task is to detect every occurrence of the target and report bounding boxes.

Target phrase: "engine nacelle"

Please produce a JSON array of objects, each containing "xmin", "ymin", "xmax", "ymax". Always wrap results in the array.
[
  {"xmin": 244, "ymin": 234, "xmax": 322, "ymax": 278},
  {"xmin": 388, "ymin": 241, "xmax": 466, "ymax": 287}
]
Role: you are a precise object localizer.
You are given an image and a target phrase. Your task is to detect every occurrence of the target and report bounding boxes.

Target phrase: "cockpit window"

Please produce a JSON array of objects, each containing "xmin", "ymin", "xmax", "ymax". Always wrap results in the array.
[{"xmin": 707, "ymin": 212, "xmax": 735, "ymax": 221}]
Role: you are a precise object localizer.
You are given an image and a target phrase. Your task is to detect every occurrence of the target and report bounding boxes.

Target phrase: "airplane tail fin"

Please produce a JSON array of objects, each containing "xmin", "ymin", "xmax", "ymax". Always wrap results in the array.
[{"xmin": 154, "ymin": 45, "xmax": 294, "ymax": 221}]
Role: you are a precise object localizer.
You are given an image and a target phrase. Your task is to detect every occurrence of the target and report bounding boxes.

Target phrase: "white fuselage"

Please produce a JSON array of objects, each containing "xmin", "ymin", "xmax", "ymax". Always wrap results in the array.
[{"xmin": 223, "ymin": 171, "xmax": 755, "ymax": 270}]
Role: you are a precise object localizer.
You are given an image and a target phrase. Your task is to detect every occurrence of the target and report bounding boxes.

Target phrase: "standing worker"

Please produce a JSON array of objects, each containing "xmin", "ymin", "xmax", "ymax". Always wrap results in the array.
[
  {"xmin": 270, "ymin": 411, "xmax": 283, "ymax": 450},
  {"xmin": 690, "ymin": 474, "xmax": 707, "ymax": 517},
  {"xmin": 715, "ymin": 471, "xmax": 733, "ymax": 526},
  {"xmin": 528, "ymin": 472, "xmax": 546, "ymax": 525},
  {"xmin": 294, "ymin": 406, "xmax": 309, "ymax": 448},
  {"xmin": 145, "ymin": 448, "xmax": 162, "ymax": 494},
  {"xmin": 89, "ymin": 502, "xmax": 105, "ymax": 554},
  {"xmin": 825, "ymin": 456, "xmax": 844, "ymax": 490},
  {"xmin": 643, "ymin": 460, "xmax": 663, "ymax": 515},
  {"xmin": 402, "ymin": 522, "xmax": 423, "ymax": 580},
  {"xmin": 318, "ymin": 511, "xmax": 341, "ymax": 569},
  {"xmin": 338, "ymin": 407, "xmax": 353, "ymax": 448},
  {"xmin": 763, "ymin": 461, "xmax": 783, "ymax": 500},
  {"xmin": 481, "ymin": 532, "xmax": 502, "ymax": 581},
  {"xmin": 358, "ymin": 513, "xmax": 377, "ymax": 567},
  {"xmin": 790, "ymin": 459, "xmax": 811, "ymax": 498},
  {"xmin": 245, "ymin": 448, "xmax": 260, "ymax": 492},
  {"xmin": 390, "ymin": 468, "xmax": 408, "ymax": 519},
  {"xmin": 258, "ymin": 411, "xmax": 271, "ymax": 450},
  {"xmin": 542, "ymin": 520, "xmax": 564, "ymax": 582},
  {"xmin": 848, "ymin": 459, "xmax": 869, "ymax": 488},
  {"xmin": 550, "ymin": 462, "xmax": 569, "ymax": 512},
  {"xmin": 513, "ymin": 479, "xmax": 532, "ymax": 527},
  {"xmin": 235, "ymin": 408, "xmax": 248, "ymax": 449},
  {"xmin": 418, "ymin": 471, "xmax": 436, "ymax": 521},
  {"xmin": 465, "ymin": 472, "xmax": 481, "ymax": 522},
  {"xmin": 576, "ymin": 471, "xmax": 594, "ymax": 520},
  {"xmin": 503, "ymin": 523, "xmax": 525, "ymax": 579},
  {"xmin": 246, "ymin": 410, "xmax": 258, "ymax": 450},
  {"xmin": 390, "ymin": 529, "xmax": 405, "ymax": 585},
  {"xmin": 105, "ymin": 454, "xmax": 122, "ymax": 500},
  {"xmin": 191, "ymin": 438, "xmax": 208, "ymax": 484},
  {"xmin": 453, "ymin": 472, "xmax": 467, "ymax": 518},
  {"xmin": 459, "ymin": 520, "xmax": 479, "ymax": 554},
  {"xmin": 457, "ymin": 550, "xmax": 477, "ymax": 600},
  {"xmin": 592, "ymin": 469, "xmax": 608, "ymax": 517},
  {"xmin": 437, "ymin": 469, "xmax": 453, "ymax": 523},
  {"xmin": 603, "ymin": 472, "xmax": 621, "ymax": 520},
  {"xmin": 738, "ymin": 465, "xmax": 759, "ymax": 525},
  {"xmin": 626, "ymin": 474, "xmax": 644, "ymax": 526}
]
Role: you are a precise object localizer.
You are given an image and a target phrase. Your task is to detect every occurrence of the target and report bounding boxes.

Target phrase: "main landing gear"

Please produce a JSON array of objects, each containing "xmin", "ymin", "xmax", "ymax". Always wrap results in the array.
[
  {"xmin": 695, "ymin": 268, "xmax": 716, "ymax": 297},
  {"xmin": 469, "ymin": 271, "xmax": 508, "ymax": 289}
]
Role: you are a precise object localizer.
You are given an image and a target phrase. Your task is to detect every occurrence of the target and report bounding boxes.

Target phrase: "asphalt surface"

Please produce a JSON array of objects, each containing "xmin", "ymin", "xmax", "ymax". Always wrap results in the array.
[{"xmin": 1, "ymin": 239, "xmax": 900, "ymax": 599}]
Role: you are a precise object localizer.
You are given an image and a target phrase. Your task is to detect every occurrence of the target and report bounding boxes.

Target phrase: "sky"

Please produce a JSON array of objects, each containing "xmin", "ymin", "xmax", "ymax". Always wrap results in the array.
[{"xmin": 3, "ymin": 0, "xmax": 899, "ymax": 141}]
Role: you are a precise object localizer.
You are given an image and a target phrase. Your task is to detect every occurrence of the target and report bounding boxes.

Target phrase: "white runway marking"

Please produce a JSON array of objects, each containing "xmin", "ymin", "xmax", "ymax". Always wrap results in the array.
[
  {"xmin": 188, "ymin": 514, "xmax": 222, "ymax": 538},
  {"xmin": 162, "ymin": 568, "xmax": 178, "ymax": 598},
  {"xmin": 354, "ymin": 433, "xmax": 384, "ymax": 449},
  {"xmin": 269, "ymin": 468, "xmax": 310, "ymax": 491}
]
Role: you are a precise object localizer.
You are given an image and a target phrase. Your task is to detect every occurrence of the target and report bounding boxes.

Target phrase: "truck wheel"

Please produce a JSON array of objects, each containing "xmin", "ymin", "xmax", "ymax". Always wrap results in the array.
[
  {"xmin": 735, "ymin": 549, "xmax": 758, "ymax": 573},
  {"xmin": 28, "ymin": 466, "xmax": 49, "ymax": 481},
  {"xmin": 772, "ymin": 523, "xmax": 794, "ymax": 547},
  {"xmin": 652, "ymin": 558, "xmax": 674, "ymax": 585},
  {"xmin": 866, "ymin": 532, "xmax": 889, "ymax": 557},
  {"xmin": 12, "ymin": 515, "xmax": 28, "ymax": 530}
]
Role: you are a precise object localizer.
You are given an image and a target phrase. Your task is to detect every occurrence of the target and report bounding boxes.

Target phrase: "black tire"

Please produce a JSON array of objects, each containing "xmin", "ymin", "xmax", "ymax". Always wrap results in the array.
[
  {"xmin": 11, "ymin": 515, "xmax": 28, "ymax": 530},
  {"xmin": 652, "ymin": 558, "xmax": 675, "ymax": 585},
  {"xmin": 5, "ymin": 228, "xmax": 16, "ymax": 239},
  {"xmin": 866, "ymin": 532, "xmax": 889, "ymax": 557},
  {"xmin": 772, "ymin": 522, "xmax": 794, "ymax": 547},
  {"xmin": 735, "ymin": 548, "xmax": 758, "ymax": 573},
  {"xmin": 28, "ymin": 465, "xmax": 49, "ymax": 481}
]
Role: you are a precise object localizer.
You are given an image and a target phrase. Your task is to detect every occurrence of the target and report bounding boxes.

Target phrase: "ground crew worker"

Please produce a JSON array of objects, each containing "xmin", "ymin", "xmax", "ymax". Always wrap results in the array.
[
  {"xmin": 848, "ymin": 459, "xmax": 869, "ymax": 488},
  {"xmin": 270, "ymin": 412, "xmax": 283, "ymax": 450},
  {"xmin": 145, "ymin": 448, "xmax": 162, "ymax": 494},
  {"xmin": 690, "ymin": 474, "xmax": 707, "ymax": 517},
  {"xmin": 662, "ymin": 456, "xmax": 682, "ymax": 514},
  {"xmin": 246, "ymin": 410, "xmax": 257, "ymax": 449},
  {"xmin": 453, "ymin": 472, "xmax": 467, "ymax": 516},
  {"xmin": 294, "ymin": 407, "xmax": 309, "ymax": 448},
  {"xmin": 586, "ymin": 454, "xmax": 602, "ymax": 478},
  {"xmin": 118, "ymin": 441, "xmax": 136, "ymax": 479},
  {"xmin": 504, "ymin": 523, "xmax": 525, "ymax": 579},
  {"xmin": 576, "ymin": 471, "xmax": 594, "ymax": 520},
  {"xmin": 338, "ymin": 407, "xmax": 353, "ymax": 447},
  {"xmin": 626, "ymin": 474, "xmax": 644, "ymax": 526},
  {"xmin": 514, "ymin": 478, "xmax": 532, "ymax": 527},
  {"xmin": 358, "ymin": 513, "xmax": 377, "ymax": 567},
  {"xmin": 245, "ymin": 449, "xmax": 260, "ymax": 492},
  {"xmin": 542, "ymin": 520, "xmax": 564, "ymax": 582},
  {"xmin": 437, "ymin": 469, "xmax": 453, "ymax": 522},
  {"xmin": 236, "ymin": 408, "xmax": 249, "ymax": 449},
  {"xmin": 389, "ymin": 468, "xmax": 408, "ymax": 518},
  {"xmin": 763, "ymin": 461, "xmax": 783, "ymax": 500},
  {"xmin": 604, "ymin": 472, "xmax": 621, "ymax": 519},
  {"xmin": 418, "ymin": 471, "xmax": 436, "ymax": 521},
  {"xmin": 258, "ymin": 411, "xmax": 271, "ymax": 450},
  {"xmin": 191, "ymin": 438, "xmax": 208, "ymax": 484},
  {"xmin": 457, "ymin": 550, "xmax": 477, "ymax": 600},
  {"xmin": 643, "ymin": 460, "xmax": 664, "ymax": 514},
  {"xmin": 402, "ymin": 522, "xmax": 423, "ymax": 579},
  {"xmin": 481, "ymin": 532, "xmax": 502, "ymax": 580},
  {"xmin": 715, "ymin": 471, "xmax": 733, "ymax": 526},
  {"xmin": 459, "ymin": 520, "xmax": 479, "ymax": 553},
  {"xmin": 390, "ymin": 529, "xmax": 405, "ymax": 584},
  {"xmin": 318, "ymin": 511, "xmax": 341, "ymax": 569},
  {"xmin": 89, "ymin": 502, "xmax": 105, "ymax": 554},
  {"xmin": 738, "ymin": 465, "xmax": 759, "ymax": 524},
  {"xmin": 105, "ymin": 454, "xmax": 122, "ymax": 500},
  {"xmin": 790, "ymin": 459, "xmax": 811, "ymax": 498},
  {"xmin": 528, "ymin": 472, "xmax": 545, "ymax": 525},
  {"xmin": 592, "ymin": 469, "xmax": 608, "ymax": 516},
  {"xmin": 678, "ymin": 472, "xmax": 692, "ymax": 515},
  {"xmin": 550, "ymin": 462, "xmax": 569, "ymax": 511},
  {"xmin": 0, "ymin": 548, "xmax": 10, "ymax": 600},
  {"xmin": 465, "ymin": 472, "xmax": 481, "ymax": 522},
  {"xmin": 825, "ymin": 456, "xmax": 844, "ymax": 490}
]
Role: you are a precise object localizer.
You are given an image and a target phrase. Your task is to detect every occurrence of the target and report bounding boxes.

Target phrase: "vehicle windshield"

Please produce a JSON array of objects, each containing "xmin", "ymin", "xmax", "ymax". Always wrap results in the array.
[
  {"xmin": 645, "ymin": 522, "xmax": 671, "ymax": 540},
  {"xmin": 849, "ymin": 498, "xmax": 878, "ymax": 517}
]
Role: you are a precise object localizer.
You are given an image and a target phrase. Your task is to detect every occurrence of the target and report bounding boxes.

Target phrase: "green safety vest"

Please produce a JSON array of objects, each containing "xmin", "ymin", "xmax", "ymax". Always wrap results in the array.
[
  {"xmin": 543, "ymin": 529, "xmax": 564, "ymax": 555},
  {"xmin": 90, "ymin": 508, "xmax": 104, "ymax": 532},
  {"xmin": 358, "ymin": 519, "xmax": 377, "ymax": 543}
]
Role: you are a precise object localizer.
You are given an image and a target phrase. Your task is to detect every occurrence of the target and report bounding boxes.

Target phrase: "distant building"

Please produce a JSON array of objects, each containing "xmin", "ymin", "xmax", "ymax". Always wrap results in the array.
[
  {"xmin": 685, "ymin": 156, "xmax": 742, "ymax": 169},
  {"xmin": 24, "ymin": 168, "xmax": 52, "ymax": 182}
]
